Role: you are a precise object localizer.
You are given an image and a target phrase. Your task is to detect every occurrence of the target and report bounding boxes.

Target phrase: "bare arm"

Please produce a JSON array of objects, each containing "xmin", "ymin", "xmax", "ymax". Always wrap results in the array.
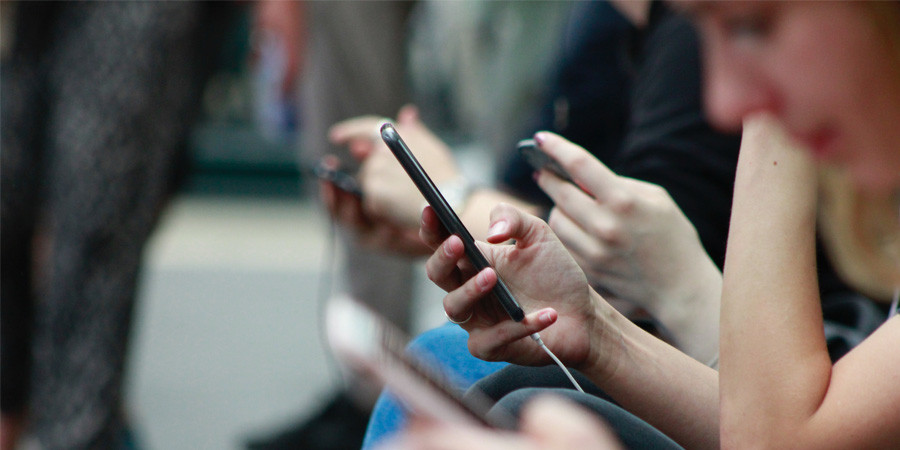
[
  {"xmin": 421, "ymin": 205, "xmax": 720, "ymax": 449},
  {"xmin": 719, "ymin": 115, "xmax": 900, "ymax": 448}
]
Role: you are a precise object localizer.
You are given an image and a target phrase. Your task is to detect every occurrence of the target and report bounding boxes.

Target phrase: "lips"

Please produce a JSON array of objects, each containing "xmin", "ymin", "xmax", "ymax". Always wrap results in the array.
[{"xmin": 793, "ymin": 127, "xmax": 838, "ymax": 160}]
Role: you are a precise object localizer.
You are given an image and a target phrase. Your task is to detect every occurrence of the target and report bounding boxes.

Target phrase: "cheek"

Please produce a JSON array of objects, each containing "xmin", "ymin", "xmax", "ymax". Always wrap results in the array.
[{"xmin": 848, "ymin": 157, "xmax": 900, "ymax": 193}]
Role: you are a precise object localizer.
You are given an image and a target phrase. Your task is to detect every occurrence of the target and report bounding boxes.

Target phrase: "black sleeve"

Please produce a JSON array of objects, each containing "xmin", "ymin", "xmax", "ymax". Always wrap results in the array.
[
  {"xmin": 615, "ymin": 12, "xmax": 741, "ymax": 269},
  {"xmin": 500, "ymin": 1, "xmax": 633, "ymax": 208},
  {"xmin": 616, "ymin": 10, "xmax": 880, "ymax": 338}
]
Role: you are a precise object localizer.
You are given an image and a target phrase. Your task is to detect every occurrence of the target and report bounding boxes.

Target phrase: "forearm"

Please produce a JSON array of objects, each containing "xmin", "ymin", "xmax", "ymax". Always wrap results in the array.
[
  {"xmin": 719, "ymin": 116, "xmax": 831, "ymax": 447},
  {"xmin": 581, "ymin": 290, "xmax": 720, "ymax": 450}
]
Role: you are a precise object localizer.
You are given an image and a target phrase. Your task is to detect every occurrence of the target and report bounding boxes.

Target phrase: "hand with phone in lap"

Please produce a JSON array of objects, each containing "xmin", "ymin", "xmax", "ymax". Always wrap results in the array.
[
  {"xmin": 318, "ymin": 155, "xmax": 429, "ymax": 256},
  {"xmin": 325, "ymin": 105, "xmax": 540, "ymax": 255},
  {"xmin": 382, "ymin": 395, "xmax": 624, "ymax": 450},
  {"xmin": 329, "ymin": 105, "xmax": 462, "ymax": 229}
]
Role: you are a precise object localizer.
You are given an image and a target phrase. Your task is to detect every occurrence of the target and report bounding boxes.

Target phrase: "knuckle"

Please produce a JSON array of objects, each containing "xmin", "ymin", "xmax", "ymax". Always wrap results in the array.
[
  {"xmin": 607, "ymin": 191, "xmax": 636, "ymax": 215},
  {"xmin": 426, "ymin": 267, "xmax": 441, "ymax": 284},
  {"xmin": 469, "ymin": 343, "xmax": 490, "ymax": 361},
  {"xmin": 567, "ymin": 153, "xmax": 592, "ymax": 172},
  {"xmin": 589, "ymin": 219, "xmax": 624, "ymax": 246},
  {"xmin": 465, "ymin": 276, "xmax": 483, "ymax": 298}
]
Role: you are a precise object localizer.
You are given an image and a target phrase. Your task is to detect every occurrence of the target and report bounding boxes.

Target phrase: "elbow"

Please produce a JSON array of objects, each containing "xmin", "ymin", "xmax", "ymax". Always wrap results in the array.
[
  {"xmin": 719, "ymin": 407, "xmax": 792, "ymax": 450},
  {"xmin": 720, "ymin": 419, "xmax": 823, "ymax": 450}
]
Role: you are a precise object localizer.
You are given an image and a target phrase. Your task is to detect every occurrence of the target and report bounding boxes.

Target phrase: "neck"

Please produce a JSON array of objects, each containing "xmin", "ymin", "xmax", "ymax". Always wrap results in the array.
[{"xmin": 609, "ymin": 0, "xmax": 652, "ymax": 29}]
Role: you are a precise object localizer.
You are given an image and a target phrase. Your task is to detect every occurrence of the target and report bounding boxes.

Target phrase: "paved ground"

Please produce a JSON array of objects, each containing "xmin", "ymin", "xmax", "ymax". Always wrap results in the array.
[
  {"xmin": 124, "ymin": 195, "xmax": 420, "ymax": 450},
  {"xmin": 122, "ymin": 143, "xmax": 500, "ymax": 449}
]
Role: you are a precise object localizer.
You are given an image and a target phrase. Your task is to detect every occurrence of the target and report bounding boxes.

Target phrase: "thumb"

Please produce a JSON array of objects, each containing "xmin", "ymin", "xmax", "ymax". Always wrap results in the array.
[
  {"xmin": 521, "ymin": 396, "xmax": 623, "ymax": 450},
  {"xmin": 349, "ymin": 139, "xmax": 379, "ymax": 161},
  {"xmin": 397, "ymin": 104, "xmax": 421, "ymax": 126},
  {"xmin": 486, "ymin": 203, "xmax": 551, "ymax": 246}
]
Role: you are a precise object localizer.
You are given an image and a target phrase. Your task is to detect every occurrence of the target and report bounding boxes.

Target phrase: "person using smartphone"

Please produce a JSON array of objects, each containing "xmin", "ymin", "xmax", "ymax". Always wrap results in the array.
[
  {"xmin": 334, "ymin": 2, "xmax": 883, "ymax": 447},
  {"xmin": 402, "ymin": 2, "xmax": 900, "ymax": 449}
]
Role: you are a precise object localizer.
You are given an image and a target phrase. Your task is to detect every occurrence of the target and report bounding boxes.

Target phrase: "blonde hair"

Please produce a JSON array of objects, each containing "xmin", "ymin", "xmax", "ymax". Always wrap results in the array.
[
  {"xmin": 818, "ymin": 168, "xmax": 900, "ymax": 301},
  {"xmin": 816, "ymin": 3, "xmax": 900, "ymax": 302}
]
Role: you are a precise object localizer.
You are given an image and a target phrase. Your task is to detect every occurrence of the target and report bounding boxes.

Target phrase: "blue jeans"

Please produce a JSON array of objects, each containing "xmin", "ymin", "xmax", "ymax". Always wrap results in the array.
[{"xmin": 361, "ymin": 323, "xmax": 508, "ymax": 449}]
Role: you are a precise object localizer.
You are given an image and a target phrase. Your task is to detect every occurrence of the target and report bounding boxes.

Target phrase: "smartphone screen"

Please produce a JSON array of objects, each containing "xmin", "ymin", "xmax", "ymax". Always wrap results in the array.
[
  {"xmin": 380, "ymin": 123, "xmax": 525, "ymax": 322},
  {"xmin": 326, "ymin": 296, "xmax": 515, "ymax": 429}
]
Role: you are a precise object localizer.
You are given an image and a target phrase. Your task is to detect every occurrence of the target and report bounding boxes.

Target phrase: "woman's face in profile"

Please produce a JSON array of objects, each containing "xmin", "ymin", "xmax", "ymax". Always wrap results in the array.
[{"xmin": 687, "ymin": 1, "xmax": 900, "ymax": 193}]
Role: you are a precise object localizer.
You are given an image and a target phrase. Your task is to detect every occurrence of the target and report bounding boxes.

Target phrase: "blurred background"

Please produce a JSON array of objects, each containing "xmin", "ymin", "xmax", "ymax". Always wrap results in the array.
[
  {"xmin": 122, "ymin": 5, "xmax": 440, "ymax": 449},
  {"xmin": 1, "ymin": 1, "xmax": 573, "ymax": 448},
  {"xmin": 1, "ymin": 2, "xmax": 882, "ymax": 449}
]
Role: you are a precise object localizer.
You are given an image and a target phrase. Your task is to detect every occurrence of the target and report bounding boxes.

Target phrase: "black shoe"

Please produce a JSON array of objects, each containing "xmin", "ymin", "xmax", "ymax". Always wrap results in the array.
[{"xmin": 246, "ymin": 392, "xmax": 371, "ymax": 450}]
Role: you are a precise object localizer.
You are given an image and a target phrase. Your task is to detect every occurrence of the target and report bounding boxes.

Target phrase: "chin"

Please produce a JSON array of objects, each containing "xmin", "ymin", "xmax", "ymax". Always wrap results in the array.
[{"xmin": 850, "ymin": 162, "xmax": 900, "ymax": 194}]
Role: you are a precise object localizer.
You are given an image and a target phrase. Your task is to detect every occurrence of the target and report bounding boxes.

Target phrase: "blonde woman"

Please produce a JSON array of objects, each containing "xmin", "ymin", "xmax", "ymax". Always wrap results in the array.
[{"xmin": 391, "ymin": 2, "xmax": 900, "ymax": 448}]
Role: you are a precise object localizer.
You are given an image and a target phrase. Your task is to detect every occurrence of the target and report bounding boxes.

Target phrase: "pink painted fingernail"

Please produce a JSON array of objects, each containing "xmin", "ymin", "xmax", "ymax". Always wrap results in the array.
[
  {"xmin": 534, "ymin": 132, "xmax": 548, "ymax": 146},
  {"xmin": 487, "ymin": 220, "xmax": 509, "ymax": 239},
  {"xmin": 539, "ymin": 310, "xmax": 554, "ymax": 325},
  {"xmin": 443, "ymin": 240, "xmax": 455, "ymax": 257},
  {"xmin": 476, "ymin": 270, "xmax": 490, "ymax": 290}
]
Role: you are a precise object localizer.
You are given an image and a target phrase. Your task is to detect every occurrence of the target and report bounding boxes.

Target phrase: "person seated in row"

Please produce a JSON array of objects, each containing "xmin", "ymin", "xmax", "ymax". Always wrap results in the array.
[
  {"xmin": 322, "ymin": 2, "xmax": 886, "ymax": 447},
  {"xmin": 322, "ymin": 0, "xmax": 738, "ymax": 365},
  {"xmin": 385, "ymin": 1, "xmax": 900, "ymax": 448}
]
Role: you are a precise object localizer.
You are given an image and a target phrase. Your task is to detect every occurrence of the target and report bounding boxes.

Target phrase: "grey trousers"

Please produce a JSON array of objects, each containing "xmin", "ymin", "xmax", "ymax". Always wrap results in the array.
[
  {"xmin": 1, "ymin": 2, "xmax": 231, "ymax": 447},
  {"xmin": 299, "ymin": 1, "xmax": 418, "ymax": 331}
]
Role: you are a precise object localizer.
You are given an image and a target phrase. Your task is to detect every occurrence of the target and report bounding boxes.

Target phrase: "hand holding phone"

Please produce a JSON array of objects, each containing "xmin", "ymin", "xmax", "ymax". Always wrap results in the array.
[
  {"xmin": 313, "ymin": 160, "xmax": 363, "ymax": 198},
  {"xmin": 380, "ymin": 123, "xmax": 526, "ymax": 322},
  {"xmin": 326, "ymin": 296, "xmax": 515, "ymax": 429},
  {"xmin": 517, "ymin": 138, "xmax": 576, "ymax": 184}
]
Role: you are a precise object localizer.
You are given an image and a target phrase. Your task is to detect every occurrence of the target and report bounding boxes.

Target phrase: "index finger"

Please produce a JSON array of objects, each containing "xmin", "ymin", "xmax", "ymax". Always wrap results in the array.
[
  {"xmin": 535, "ymin": 132, "xmax": 619, "ymax": 202},
  {"xmin": 328, "ymin": 115, "xmax": 388, "ymax": 144},
  {"xmin": 419, "ymin": 206, "xmax": 450, "ymax": 250}
]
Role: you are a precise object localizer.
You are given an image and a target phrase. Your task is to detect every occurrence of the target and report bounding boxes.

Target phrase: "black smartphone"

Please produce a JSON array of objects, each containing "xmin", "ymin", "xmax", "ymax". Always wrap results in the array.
[
  {"xmin": 313, "ymin": 161, "xmax": 363, "ymax": 197},
  {"xmin": 517, "ymin": 138, "xmax": 575, "ymax": 183},
  {"xmin": 327, "ymin": 296, "xmax": 515, "ymax": 429},
  {"xmin": 380, "ymin": 123, "xmax": 525, "ymax": 322}
]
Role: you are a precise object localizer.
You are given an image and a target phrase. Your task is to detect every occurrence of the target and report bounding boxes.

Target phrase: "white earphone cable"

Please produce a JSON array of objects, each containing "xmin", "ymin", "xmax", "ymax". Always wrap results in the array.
[{"xmin": 531, "ymin": 332, "xmax": 585, "ymax": 393}]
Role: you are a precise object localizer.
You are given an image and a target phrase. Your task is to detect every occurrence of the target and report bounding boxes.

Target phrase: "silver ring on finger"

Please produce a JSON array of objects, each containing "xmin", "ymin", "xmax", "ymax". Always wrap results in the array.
[{"xmin": 445, "ymin": 309, "xmax": 473, "ymax": 325}]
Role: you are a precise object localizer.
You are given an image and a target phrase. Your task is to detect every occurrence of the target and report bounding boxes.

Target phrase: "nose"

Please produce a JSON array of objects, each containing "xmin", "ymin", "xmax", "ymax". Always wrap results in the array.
[{"xmin": 703, "ymin": 43, "xmax": 779, "ymax": 131}]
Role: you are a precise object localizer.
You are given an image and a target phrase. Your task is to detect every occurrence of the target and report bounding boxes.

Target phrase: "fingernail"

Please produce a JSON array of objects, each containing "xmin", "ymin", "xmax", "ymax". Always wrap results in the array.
[
  {"xmin": 539, "ymin": 310, "xmax": 554, "ymax": 325},
  {"xmin": 487, "ymin": 220, "xmax": 509, "ymax": 239},
  {"xmin": 443, "ymin": 240, "xmax": 455, "ymax": 257},
  {"xmin": 476, "ymin": 270, "xmax": 490, "ymax": 290},
  {"xmin": 534, "ymin": 132, "xmax": 548, "ymax": 146}
]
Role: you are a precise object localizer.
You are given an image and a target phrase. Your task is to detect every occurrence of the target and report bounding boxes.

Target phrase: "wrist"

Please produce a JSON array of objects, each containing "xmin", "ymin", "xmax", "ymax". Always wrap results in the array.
[
  {"xmin": 653, "ymin": 255, "xmax": 722, "ymax": 363},
  {"xmin": 576, "ymin": 289, "xmax": 632, "ymax": 384}
]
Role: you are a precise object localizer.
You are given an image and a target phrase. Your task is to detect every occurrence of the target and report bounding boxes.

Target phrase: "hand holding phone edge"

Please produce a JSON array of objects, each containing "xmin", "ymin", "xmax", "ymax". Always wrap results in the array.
[
  {"xmin": 379, "ymin": 122, "xmax": 526, "ymax": 322},
  {"xmin": 517, "ymin": 138, "xmax": 577, "ymax": 184}
]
